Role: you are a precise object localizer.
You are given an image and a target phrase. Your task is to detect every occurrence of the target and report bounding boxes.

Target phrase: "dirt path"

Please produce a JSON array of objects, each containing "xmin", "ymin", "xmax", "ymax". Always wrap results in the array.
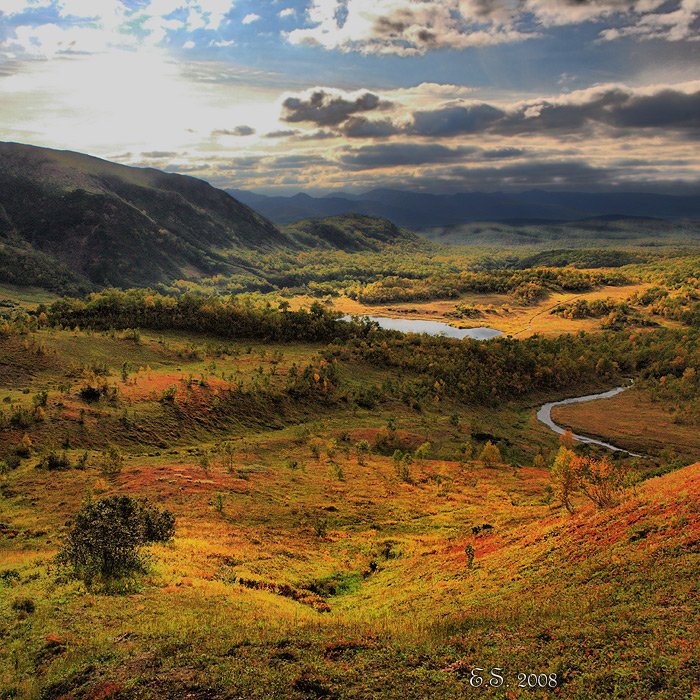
[{"xmin": 511, "ymin": 293, "xmax": 585, "ymax": 337}]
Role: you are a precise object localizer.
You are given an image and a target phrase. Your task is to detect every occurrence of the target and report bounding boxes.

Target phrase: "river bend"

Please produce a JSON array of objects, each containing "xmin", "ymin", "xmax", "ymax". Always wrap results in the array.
[{"xmin": 537, "ymin": 384, "xmax": 644, "ymax": 458}]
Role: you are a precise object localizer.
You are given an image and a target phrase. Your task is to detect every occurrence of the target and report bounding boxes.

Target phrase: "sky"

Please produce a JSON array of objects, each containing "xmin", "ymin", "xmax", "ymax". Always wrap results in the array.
[{"xmin": 0, "ymin": 0, "xmax": 699, "ymax": 195}]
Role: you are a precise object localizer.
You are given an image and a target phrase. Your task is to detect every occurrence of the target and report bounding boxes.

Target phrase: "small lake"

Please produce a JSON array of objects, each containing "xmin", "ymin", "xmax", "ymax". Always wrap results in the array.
[{"xmin": 341, "ymin": 315, "xmax": 503, "ymax": 340}]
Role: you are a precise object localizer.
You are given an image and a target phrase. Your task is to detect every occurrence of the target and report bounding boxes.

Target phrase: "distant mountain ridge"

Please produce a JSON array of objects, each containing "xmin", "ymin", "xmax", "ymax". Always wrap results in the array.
[{"xmin": 227, "ymin": 187, "xmax": 700, "ymax": 228}]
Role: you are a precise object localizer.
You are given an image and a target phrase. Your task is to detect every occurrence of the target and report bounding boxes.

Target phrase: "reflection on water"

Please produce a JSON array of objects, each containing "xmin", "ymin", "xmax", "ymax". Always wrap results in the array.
[{"xmin": 341, "ymin": 315, "xmax": 503, "ymax": 340}]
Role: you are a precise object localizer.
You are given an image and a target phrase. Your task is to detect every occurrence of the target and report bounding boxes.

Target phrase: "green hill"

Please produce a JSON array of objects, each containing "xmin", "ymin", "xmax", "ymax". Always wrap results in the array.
[
  {"xmin": 0, "ymin": 142, "xmax": 287, "ymax": 290},
  {"xmin": 0, "ymin": 144, "xmax": 428, "ymax": 294},
  {"xmin": 281, "ymin": 213, "xmax": 428, "ymax": 253}
]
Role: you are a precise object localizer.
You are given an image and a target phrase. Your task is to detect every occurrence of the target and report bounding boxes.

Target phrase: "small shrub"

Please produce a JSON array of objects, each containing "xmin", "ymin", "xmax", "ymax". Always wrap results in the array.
[
  {"xmin": 11, "ymin": 597, "xmax": 35, "ymax": 613},
  {"xmin": 15, "ymin": 434, "xmax": 33, "ymax": 458},
  {"xmin": 38, "ymin": 450, "xmax": 71, "ymax": 471},
  {"xmin": 0, "ymin": 569, "xmax": 20, "ymax": 584},
  {"xmin": 32, "ymin": 390, "xmax": 49, "ymax": 407},
  {"xmin": 57, "ymin": 495, "xmax": 175, "ymax": 588},
  {"xmin": 140, "ymin": 502, "xmax": 176, "ymax": 542},
  {"xmin": 100, "ymin": 445, "xmax": 124, "ymax": 477},
  {"xmin": 214, "ymin": 493, "xmax": 225, "ymax": 514},
  {"xmin": 310, "ymin": 514, "xmax": 328, "ymax": 539},
  {"xmin": 5, "ymin": 455, "xmax": 20, "ymax": 470},
  {"xmin": 79, "ymin": 385, "xmax": 102, "ymax": 402},
  {"xmin": 464, "ymin": 544, "xmax": 475, "ymax": 568},
  {"xmin": 480, "ymin": 441, "xmax": 502, "ymax": 468},
  {"xmin": 76, "ymin": 451, "xmax": 89, "ymax": 469},
  {"xmin": 159, "ymin": 386, "xmax": 177, "ymax": 403}
]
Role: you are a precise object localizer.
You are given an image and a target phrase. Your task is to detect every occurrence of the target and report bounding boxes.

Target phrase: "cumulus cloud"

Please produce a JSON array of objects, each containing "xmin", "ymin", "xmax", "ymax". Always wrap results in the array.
[
  {"xmin": 279, "ymin": 8, "xmax": 296, "ymax": 18},
  {"xmin": 339, "ymin": 116, "xmax": 402, "ymax": 138},
  {"xmin": 242, "ymin": 13, "xmax": 261, "ymax": 24},
  {"xmin": 280, "ymin": 88, "xmax": 392, "ymax": 126},
  {"xmin": 285, "ymin": 0, "xmax": 699, "ymax": 54},
  {"xmin": 212, "ymin": 125, "xmax": 256, "ymax": 136}
]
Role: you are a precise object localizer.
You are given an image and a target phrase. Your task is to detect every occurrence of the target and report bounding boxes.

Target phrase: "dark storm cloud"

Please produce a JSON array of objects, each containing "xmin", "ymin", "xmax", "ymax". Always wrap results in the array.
[
  {"xmin": 404, "ymin": 85, "xmax": 700, "ymax": 138},
  {"xmin": 408, "ymin": 103, "xmax": 505, "ymax": 136},
  {"xmin": 212, "ymin": 125, "xmax": 256, "ymax": 136},
  {"xmin": 339, "ymin": 116, "xmax": 402, "ymax": 138},
  {"xmin": 338, "ymin": 143, "xmax": 480, "ymax": 169},
  {"xmin": 281, "ymin": 88, "xmax": 392, "ymax": 126}
]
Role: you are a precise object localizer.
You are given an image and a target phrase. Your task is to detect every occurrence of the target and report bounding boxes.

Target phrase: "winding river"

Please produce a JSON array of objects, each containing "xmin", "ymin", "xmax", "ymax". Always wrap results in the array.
[
  {"xmin": 537, "ymin": 384, "xmax": 644, "ymax": 457},
  {"xmin": 341, "ymin": 315, "xmax": 641, "ymax": 457}
]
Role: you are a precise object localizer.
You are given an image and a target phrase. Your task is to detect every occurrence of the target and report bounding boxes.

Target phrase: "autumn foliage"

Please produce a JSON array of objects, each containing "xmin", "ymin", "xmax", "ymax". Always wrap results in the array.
[{"xmin": 551, "ymin": 446, "xmax": 629, "ymax": 512}]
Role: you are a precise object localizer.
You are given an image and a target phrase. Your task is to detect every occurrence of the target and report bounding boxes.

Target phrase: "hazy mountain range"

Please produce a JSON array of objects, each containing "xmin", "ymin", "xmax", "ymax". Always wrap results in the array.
[{"xmin": 228, "ymin": 187, "xmax": 700, "ymax": 228}]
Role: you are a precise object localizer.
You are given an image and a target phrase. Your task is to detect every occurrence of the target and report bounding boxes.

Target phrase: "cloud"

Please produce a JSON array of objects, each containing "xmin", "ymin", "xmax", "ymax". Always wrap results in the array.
[
  {"xmin": 263, "ymin": 129, "xmax": 299, "ymax": 138},
  {"xmin": 399, "ymin": 82, "xmax": 700, "ymax": 138},
  {"xmin": 0, "ymin": 1, "xmax": 239, "ymax": 58},
  {"xmin": 212, "ymin": 125, "xmax": 256, "ymax": 136},
  {"xmin": 242, "ymin": 13, "xmax": 260, "ymax": 24},
  {"xmin": 280, "ymin": 88, "xmax": 392, "ymax": 126},
  {"xmin": 295, "ymin": 129, "xmax": 340, "ymax": 140},
  {"xmin": 408, "ymin": 103, "xmax": 505, "ymax": 136},
  {"xmin": 279, "ymin": 8, "xmax": 296, "ymax": 18},
  {"xmin": 271, "ymin": 153, "xmax": 330, "ymax": 168},
  {"xmin": 140, "ymin": 150, "xmax": 179, "ymax": 158},
  {"xmin": 339, "ymin": 116, "xmax": 402, "ymax": 138},
  {"xmin": 481, "ymin": 147, "xmax": 527, "ymax": 159},
  {"xmin": 338, "ymin": 142, "xmax": 479, "ymax": 169},
  {"xmin": 285, "ymin": 0, "xmax": 700, "ymax": 54}
]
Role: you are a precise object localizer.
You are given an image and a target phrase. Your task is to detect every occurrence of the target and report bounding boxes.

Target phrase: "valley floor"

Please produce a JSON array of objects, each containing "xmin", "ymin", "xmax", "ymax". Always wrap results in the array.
[{"xmin": 0, "ymin": 314, "xmax": 698, "ymax": 699}]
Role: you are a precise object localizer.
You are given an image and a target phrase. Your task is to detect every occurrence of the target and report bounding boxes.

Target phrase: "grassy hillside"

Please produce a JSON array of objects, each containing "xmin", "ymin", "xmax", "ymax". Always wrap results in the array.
[
  {"xmin": 0, "ymin": 315, "xmax": 697, "ymax": 699},
  {"xmin": 0, "ymin": 144, "xmax": 441, "ymax": 296}
]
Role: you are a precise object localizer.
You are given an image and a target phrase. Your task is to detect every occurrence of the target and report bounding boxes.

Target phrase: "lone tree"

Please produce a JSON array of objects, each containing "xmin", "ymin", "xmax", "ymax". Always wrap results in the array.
[
  {"xmin": 479, "ymin": 441, "xmax": 501, "ymax": 468},
  {"xmin": 550, "ymin": 446, "xmax": 578, "ymax": 513},
  {"xmin": 57, "ymin": 495, "xmax": 175, "ymax": 588}
]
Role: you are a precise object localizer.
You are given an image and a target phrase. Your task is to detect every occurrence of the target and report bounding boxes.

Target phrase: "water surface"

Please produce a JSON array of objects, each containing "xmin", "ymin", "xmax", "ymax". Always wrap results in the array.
[
  {"xmin": 341, "ymin": 315, "xmax": 502, "ymax": 340},
  {"xmin": 537, "ymin": 384, "xmax": 643, "ymax": 457}
]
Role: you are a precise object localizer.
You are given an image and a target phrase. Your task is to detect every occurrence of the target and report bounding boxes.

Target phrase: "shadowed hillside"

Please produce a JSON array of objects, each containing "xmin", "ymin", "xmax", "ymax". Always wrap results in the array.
[
  {"xmin": 0, "ymin": 142, "xmax": 286, "ymax": 289},
  {"xmin": 281, "ymin": 214, "xmax": 428, "ymax": 253},
  {"xmin": 0, "ymin": 144, "xmax": 433, "ymax": 294}
]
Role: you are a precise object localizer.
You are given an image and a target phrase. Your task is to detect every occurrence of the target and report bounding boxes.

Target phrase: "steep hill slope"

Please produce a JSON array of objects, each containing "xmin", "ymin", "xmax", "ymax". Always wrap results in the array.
[
  {"xmin": 0, "ymin": 142, "xmax": 286, "ymax": 289},
  {"xmin": 0, "ymin": 144, "xmax": 431, "ymax": 294}
]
